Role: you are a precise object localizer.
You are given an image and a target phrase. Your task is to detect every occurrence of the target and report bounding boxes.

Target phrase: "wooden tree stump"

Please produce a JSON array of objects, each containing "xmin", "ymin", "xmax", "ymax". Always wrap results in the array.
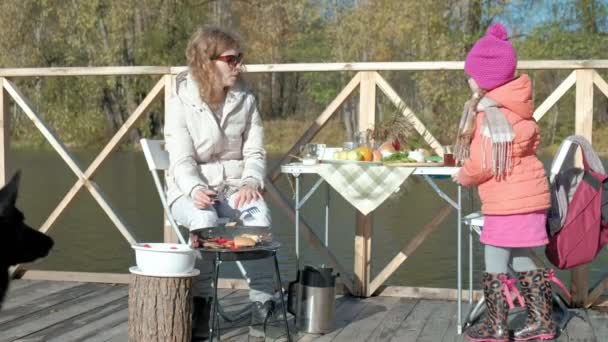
[{"xmin": 128, "ymin": 274, "xmax": 193, "ymax": 342}]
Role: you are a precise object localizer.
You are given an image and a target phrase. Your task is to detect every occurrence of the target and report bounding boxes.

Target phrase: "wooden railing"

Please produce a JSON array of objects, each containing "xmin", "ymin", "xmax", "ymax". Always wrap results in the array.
[{"xmin": 1, "ymin": 60, "xmax": 607, "ymax": 308}]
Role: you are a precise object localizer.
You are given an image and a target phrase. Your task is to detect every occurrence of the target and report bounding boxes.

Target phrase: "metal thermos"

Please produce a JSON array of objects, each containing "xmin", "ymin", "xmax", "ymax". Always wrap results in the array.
[{"xmin": 288, "ymin": 265, "xmax": 336, "ymax": 334}]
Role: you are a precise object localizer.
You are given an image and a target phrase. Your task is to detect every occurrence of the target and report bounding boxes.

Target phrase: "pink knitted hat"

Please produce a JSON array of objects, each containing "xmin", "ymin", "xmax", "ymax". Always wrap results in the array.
[{"xmin": 464, "ymin": 23, "xmax": 517, "ymax": 91}]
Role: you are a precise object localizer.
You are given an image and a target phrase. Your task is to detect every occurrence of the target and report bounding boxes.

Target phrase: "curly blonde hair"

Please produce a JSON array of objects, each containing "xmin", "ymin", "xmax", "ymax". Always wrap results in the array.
[{"xmin": 186, "ymin": 27, "xmax": 241, "ymax": 108}]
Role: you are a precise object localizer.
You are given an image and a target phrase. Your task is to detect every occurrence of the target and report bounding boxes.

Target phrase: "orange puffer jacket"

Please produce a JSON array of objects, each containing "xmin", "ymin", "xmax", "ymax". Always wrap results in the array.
[{"xmin": 457, "ymin": 74, "xmax": 550, "ymax": 215}]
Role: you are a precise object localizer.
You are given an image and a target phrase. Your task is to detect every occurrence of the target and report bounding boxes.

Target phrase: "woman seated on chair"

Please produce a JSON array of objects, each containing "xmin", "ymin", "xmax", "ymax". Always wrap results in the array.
[{"xmin": 164, "ymin": 26, "xmax": 274, "ymax": 341}]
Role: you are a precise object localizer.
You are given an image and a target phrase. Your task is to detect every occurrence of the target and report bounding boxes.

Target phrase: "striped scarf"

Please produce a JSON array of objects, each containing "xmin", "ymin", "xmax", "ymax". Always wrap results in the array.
[{"xmin": 454, "ymin": 97, "xmax": 515, "ymax": 177}]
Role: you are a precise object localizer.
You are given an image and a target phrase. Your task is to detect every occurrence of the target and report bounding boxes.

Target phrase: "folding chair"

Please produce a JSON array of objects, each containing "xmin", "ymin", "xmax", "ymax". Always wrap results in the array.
[
  {"xmin": 139, "ymin": 139, "xmax": 249, "ymax": 280},
  {"xmin": 461, "ymin": 141, "xmax": 578, "ymax": 332},
  {"xmin": 141, "ymin": 139, "xmax": 279, "ymax": 331}
]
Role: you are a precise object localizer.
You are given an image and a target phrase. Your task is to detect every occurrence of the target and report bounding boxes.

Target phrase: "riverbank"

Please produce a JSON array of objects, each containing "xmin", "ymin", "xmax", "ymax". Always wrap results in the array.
[{"xmin": 8, "ymin": 118, "xmax": 608, "ymax": 155}]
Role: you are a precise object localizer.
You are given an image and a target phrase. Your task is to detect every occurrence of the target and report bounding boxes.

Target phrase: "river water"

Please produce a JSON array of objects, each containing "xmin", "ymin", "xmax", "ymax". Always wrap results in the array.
[{"xmin": 9, "ymin": 149, "xmax": 607, "ymax": 289}]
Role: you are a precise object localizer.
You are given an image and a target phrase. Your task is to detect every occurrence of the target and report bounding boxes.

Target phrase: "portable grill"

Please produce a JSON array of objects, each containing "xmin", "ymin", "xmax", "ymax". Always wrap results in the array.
[
  {"xmin": 190, "ymin": 225, "xmax": 291, "ymax": 342},
  {"xmin": 192, "ymin": 226, "xmax": 279, "ymax": 261}
]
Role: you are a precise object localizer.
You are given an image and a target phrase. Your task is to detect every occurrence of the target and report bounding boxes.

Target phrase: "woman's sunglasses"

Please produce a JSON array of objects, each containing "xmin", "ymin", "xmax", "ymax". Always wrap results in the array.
[{"xmin": 215, "ymin": 53, "xmax": 243, "ymax": 68}]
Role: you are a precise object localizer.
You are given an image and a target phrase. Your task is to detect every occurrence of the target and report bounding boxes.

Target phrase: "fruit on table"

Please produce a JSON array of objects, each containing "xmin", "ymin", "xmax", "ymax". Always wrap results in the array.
[
  {"xmin": 356, "ymin": 146, "xmax": 373, "ymax": 161},
  {"xmin": 334, "ymin": 151, "xmax": 348, "ymax": 160},
  {"xmin": 372, "ymin": 150, "xmax": 382, "ymax": 161},
  {"xmin": 346, "ymin": 150, "xmax": 361, "ymax": 161},
  {"xmin": 378, "ymin": 141, "xmax": 397, "ymax": 157}
]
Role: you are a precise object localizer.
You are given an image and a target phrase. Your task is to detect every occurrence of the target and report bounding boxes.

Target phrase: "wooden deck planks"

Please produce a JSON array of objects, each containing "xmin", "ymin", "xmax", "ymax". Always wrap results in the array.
[
  {"xmin": 415, "ymin": 300, "xmax": 458, "ymax": 342},
  {"xmin": 0, "ymin": 283, "xmax": 103, "ymax": 325},
  {"xmin": 1, "ymin": 280, "xmax": 606, "ymax": 342},
  {"xmin": 331, "ymin": 296, "xmax": 401, "ymax": 341},
  {"xmin": 25, "ymin": 298, "xmax": 128, "ymax": 342},
  {"xmin": 312, "ymin": 296, "xmax": 371, "ymax": 342},
  {"xmin": 0, "ymin": 283, "xmax": 127, "ymax": 341},
  {"xmin": 587, "ymin": 309, "xmax": 608, "ymax": 341},
  {"xmin": 1, "ymin": 280, "xmax": 83, "ymax": 311},
  {"xmin": 367, "ymin": 298, "xmax": 419, "ymax": 341}
]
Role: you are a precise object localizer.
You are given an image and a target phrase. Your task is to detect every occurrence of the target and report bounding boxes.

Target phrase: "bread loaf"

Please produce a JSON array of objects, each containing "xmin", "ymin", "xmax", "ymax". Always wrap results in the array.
[{"xmin": 234, "ymin": 236, "xmax": 256, "ymax": 247}]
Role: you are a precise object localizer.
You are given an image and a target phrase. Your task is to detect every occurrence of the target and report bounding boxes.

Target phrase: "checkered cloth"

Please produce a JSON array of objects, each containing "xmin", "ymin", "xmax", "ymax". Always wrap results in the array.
[{"xmin": 317, "ymin": 163, "xmax": 415, "ymax": 215}]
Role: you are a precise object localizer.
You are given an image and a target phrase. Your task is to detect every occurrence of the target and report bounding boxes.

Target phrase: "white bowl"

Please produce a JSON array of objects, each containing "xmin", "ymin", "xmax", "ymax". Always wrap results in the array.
[{"xmin": 131, "ymin": 243, "xmax": 196, "ymax": 275}]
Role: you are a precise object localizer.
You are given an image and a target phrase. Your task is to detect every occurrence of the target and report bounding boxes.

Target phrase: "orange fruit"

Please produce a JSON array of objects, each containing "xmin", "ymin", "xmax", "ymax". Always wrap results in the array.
[{"xmin": 356, "ymin": 146, "xmax": 373, "ymax": 161}]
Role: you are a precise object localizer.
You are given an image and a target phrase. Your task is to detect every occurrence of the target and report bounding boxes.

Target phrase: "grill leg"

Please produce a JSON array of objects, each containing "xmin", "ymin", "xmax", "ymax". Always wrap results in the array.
[
  {"xmin": 273, "ymin": 252, "xmax": 292, "ymax": 342},
  {"xmin": 210, "ymin": 255, "xmax": 221, "ymax": 342}
]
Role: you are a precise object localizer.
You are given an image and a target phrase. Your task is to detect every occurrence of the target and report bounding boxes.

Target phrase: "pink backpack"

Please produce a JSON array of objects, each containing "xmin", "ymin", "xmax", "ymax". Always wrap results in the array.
[{"xmin": 545, "ymin": 137, "xmax": 608, "ymax": 269}]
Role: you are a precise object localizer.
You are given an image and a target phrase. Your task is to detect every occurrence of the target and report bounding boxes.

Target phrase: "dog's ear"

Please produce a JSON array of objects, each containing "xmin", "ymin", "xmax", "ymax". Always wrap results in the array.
[{"xmin": 0, "ymin": 171, "xmax": 20, "ymax": 213}]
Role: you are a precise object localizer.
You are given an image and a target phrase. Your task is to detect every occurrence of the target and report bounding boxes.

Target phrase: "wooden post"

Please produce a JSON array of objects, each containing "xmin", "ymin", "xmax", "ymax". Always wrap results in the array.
[
  {"xmin": 0, "ymin": 78, "xmax": 10, "ymax": 185},
  {"xmin": 353, "ymin": 72, "xmax": 376, "ymax": 297},
  {"xmin": 163, "ymin": 75, "xmax": 179, "ymax": 243},
  {"xmin": 570, "ymin": 264, "xmax": 590, "ymax": 307},
  {"xmin": 358, "ymin": 72, "xmax": 376, "ymax": 132},
  {"xmin": 128, "ymin": 274, "xmax": 193, "ymax": 342},
  {"xmin": 575, "ymin": 69, "xmax": 594, "ymax": 141},
  {"xmin": 570, "ymin": 69, "xmax": 594, "ymax": 307}
]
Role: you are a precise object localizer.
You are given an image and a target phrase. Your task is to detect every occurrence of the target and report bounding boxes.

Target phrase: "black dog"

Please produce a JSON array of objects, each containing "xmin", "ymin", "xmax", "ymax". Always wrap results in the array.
[{"xmin": 0, "ymin": 172, "xmax": 54, "ymax": 308}]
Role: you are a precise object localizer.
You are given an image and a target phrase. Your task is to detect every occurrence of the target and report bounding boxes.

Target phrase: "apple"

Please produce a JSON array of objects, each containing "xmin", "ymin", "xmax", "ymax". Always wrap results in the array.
[
  {"xmin": 372, "ymin": 150, "xmax": 382, "ymax": 161},
  {"xmin": 347, "ymin": 150, "xmax": 360, "ymax": 161}
]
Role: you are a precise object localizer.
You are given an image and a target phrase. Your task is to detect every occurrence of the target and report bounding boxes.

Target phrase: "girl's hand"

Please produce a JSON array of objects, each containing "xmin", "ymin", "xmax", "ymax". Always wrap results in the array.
[
  {"xmin": 451, "ymin": 171, "xmax": 462, "ymax": 185},
  {"xmin": 234, "ymin": 186, "xmax": 261, "ymax": 208}
]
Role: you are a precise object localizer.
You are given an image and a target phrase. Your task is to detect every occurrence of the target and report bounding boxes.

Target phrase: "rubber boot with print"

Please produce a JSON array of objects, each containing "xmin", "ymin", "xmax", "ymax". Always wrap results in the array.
[
  {"xmin": 513, "ymin": 268, "xmax": 556, "ymax": 341},
  {"xmin": 465, "ymin": 272, "xmax": 510, "ymax": 342}
]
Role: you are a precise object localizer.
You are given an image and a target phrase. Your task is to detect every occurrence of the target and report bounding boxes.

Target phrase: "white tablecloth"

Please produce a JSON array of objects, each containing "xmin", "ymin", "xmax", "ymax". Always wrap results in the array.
[{"xmin": 316, "ymin": 163, "xmax": 415, "ymax": 215}]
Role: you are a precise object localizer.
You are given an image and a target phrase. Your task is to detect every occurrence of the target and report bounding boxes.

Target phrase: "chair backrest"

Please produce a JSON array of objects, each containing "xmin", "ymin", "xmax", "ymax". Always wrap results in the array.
[
  {"xmin": 140, "ymin": 139, "xmax": 170, "ymax": 171},
  {"xmin": 139, "ymin": 138, "xmax": 187, "ymax": 244},
  {"xmin": 549, "ymin": 139, "xmax": 576, "ymax": 184}
]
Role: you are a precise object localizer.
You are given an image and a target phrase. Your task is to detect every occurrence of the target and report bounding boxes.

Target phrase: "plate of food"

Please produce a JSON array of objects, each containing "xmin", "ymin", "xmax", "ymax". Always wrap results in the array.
[{"xmin": 382, "ymin": 151, "xmax": 444, "ymax": 167}]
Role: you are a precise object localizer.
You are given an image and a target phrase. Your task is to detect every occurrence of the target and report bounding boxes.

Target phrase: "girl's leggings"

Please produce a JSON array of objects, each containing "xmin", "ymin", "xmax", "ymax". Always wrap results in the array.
[{"xmin": 484, "ymin": 244, "xmax": 539, "ymax": 274}]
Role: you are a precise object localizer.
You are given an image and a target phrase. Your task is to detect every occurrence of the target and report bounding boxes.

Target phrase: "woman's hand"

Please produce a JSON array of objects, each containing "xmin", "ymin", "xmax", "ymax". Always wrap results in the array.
[
  {"xmin": 234, "ymin": 185, "xmax": 261, "ymax": 208},
  {"xmin": 192, "ymin": 188, "xmax": 217, "ymax": 209}
]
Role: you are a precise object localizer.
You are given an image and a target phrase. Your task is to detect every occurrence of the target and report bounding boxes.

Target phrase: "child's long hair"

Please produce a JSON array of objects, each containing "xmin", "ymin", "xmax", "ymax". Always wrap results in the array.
[{"xmin": 186, "ymin": 27, "xmax": 241, "ymax": 110}]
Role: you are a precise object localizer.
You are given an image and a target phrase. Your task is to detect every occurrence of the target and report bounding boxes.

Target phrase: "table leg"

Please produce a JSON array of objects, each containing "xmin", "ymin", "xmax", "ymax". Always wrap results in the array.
[
  {"xmin": 325, "ymin": 182, "xmax": 329, "ymax": 248},
  {"xmin": 457, "ymin": 185, "xmax": 463, "ymax": 334},
  {"xmin": 273, "ymin": 252, "xmax": 292, "ymax": 342},
  {"xmin": 295, "ymin": 175, "xmax": 300, "ymax": 270},
  {"xmin": 469, "ymin": 221, "xmax": 473, "ymax": 304}
]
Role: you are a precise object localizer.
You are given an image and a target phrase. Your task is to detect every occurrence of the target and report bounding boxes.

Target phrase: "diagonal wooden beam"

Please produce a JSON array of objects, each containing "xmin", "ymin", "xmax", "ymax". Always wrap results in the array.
[
  {"xmin": 85, "ymin": 180, "xmax": 137, "ymax": 244},
  {"xmin": 533, "ymin": 71, "xmax": 577, "ymax": 121},
  {"xmin": 3, "ymin": 79, "xmax": 88, "ymax": 180},
  {"xmin": 373, "ymin": 72, "xmax": 443, "ymax": 156},
  {"xmin": 2, "ymin": 78, "xmax": 160, "ymax": 244},
  {"xmin": 38, "ymin": 77, "xmax": 165, "ymax": 235},
  {"xmin": 264, "ymin": 179, "xmax": 355, "ymax": 293},
  {"xmin": 592, "ymin": 70, "xmax": 608, "ymax": 99},
  {"xmin": 586, "ymin": 272, "xmax": 608, "ymax": 308},
  {"xmin": 269, "ymin": 72, "xmax": 362, "ymax": 183},
  {"xmin": 369, "ymin": 204, "xmax": 453, "ymax": 296}
]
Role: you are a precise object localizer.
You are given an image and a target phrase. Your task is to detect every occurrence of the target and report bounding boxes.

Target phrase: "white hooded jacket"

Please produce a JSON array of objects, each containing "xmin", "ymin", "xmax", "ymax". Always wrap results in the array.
[{"xmin": 164, "ymin": 71, "xmax": 266, "ymax": 206}]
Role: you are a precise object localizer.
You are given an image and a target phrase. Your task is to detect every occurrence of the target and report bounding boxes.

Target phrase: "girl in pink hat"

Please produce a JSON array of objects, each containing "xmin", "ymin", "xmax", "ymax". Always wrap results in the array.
[{"xmin": 452, "ymin": 23, "xmax": 558, "ymax": 342}]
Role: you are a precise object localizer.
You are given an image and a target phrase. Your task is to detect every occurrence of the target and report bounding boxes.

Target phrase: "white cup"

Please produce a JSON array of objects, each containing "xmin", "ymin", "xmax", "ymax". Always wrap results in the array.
[{"xmin": 408, "ymin": 150, "xmax": 425, "ymax": 162}]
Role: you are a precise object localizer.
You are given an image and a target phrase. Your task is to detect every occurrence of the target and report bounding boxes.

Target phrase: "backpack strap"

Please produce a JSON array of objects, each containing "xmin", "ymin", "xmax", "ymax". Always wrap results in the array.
[{"xmin": 582, "ymin": 171, "xmax": 601, "ymax": 191}]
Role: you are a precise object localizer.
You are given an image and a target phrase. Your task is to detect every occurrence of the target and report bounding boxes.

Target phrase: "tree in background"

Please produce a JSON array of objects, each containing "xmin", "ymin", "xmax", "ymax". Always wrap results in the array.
[{"xmin": 0, "ymin": 0, "xmax": 606, "ymax": 150}]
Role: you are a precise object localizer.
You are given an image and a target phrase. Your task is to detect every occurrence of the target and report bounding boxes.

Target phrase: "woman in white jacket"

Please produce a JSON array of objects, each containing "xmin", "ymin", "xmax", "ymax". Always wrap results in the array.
[{"xmin": 164, "ymin": 27, "xmax": 273, "ymax": 340}]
